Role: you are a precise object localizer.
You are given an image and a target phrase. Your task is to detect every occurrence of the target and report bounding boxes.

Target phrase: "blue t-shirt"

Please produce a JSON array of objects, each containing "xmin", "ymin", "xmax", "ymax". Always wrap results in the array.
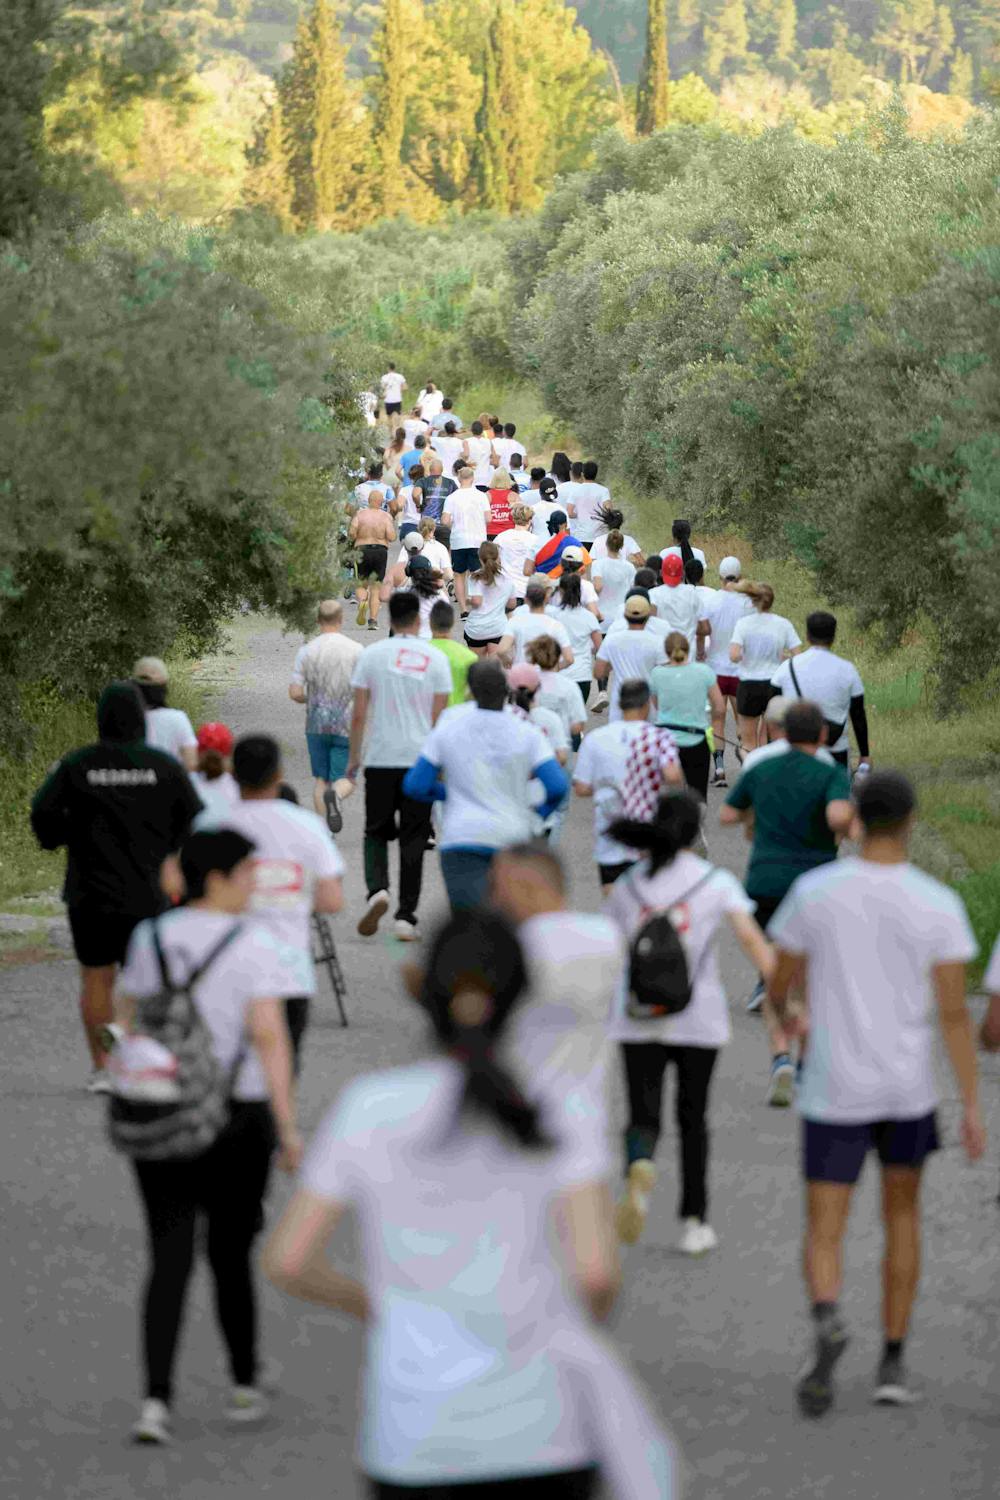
[
  {"xmin": 649, "ymin": 662, "xmax": 716, "ymax": 746},
  {"xmin": 431, "ymin": 411, "xmax": 462, "ymax": 431},
  {"xmin": 399, "ymin": 448, "xmax": 426, "ymax": 482}
]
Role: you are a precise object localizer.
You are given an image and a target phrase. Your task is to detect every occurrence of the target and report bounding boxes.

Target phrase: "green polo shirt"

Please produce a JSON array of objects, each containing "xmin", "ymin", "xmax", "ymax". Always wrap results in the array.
[
  {"xmin": 725, "ymin": 749, "xmax": 851, "ymax": 901},
  {"xmin": 430, "ymin": 637, "xmax": 477, "ymax": 707}
]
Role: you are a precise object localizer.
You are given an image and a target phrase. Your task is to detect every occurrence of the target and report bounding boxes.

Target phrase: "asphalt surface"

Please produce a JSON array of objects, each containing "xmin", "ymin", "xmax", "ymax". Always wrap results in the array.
[{"xmin": 3, "ymin": 612, "xmax": 999, "ymax": 1500}]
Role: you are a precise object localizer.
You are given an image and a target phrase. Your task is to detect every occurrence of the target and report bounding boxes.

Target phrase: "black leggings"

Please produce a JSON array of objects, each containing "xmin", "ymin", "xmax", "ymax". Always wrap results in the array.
[
  {"xmin": 132, "ymin": 1102, "xmax": 275, "ymax": 1403},
  {"xmin": 678, "ymin": 737, "xmax": 710, "ymax": 800},
  {"xmin": 622, "ymin": 1043, "xmax": 719, "ymax": 1220},
  {"xmin": 369, "ymin": 1469, "xmax": 599, "ymax": 1499}
]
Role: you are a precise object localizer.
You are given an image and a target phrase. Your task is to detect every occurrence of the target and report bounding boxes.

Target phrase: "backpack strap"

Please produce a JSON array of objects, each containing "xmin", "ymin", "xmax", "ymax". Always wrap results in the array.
[
  {"xmin": 151, "ymin": 921, "xmax": 173, "ymax": 991},
  {"xmin": 183, "ymin": 921, "xmax": 244, "ymax": 992},
  {"xmin": 788, "ymin": 656, "xmax": 802, "ymax": 699}
]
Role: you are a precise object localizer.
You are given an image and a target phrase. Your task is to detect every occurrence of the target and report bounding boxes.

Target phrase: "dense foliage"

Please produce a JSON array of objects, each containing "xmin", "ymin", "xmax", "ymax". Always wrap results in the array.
[{"xmin": 509, "ymin": 110, "xmax": 1000, "ymax": 701}]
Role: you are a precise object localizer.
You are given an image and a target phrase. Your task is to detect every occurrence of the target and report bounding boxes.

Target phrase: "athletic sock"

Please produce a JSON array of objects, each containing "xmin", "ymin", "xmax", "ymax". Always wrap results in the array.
[
  {"xmin": 884, "ymin": 1338, "xmax": 903, "ymax": 1361},
  {"xmin": 812, "ymin": 1301, "xmax": 840, "ymax": 1328}
]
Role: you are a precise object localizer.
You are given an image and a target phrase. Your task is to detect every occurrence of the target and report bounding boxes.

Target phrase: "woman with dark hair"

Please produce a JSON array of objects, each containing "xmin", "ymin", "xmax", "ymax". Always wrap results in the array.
[
  {"xmin": 547, "ymin": 572, "xmax": 603, "ymax": 705},
  {"xmin": 590, "ymin": 506, "xmax": 643, "ymax": 566},
  {"xmin": 660, "ymin": 520, "xmax": 706, "ymax": 572},
  {"xmin": 591, "ymin": 531, "xmax": 635, "ymax": 636},
  {"xmin": 264, "ymin": 910, "xmax": 675, "ymax": 1498},
  {"xmin": 604, "ymin": 792, "xmax": 772, "ymax": 1255},
  {"xmin": 402, "ymin": 557, "xmax": 448, "ymax": 640},
  {"xmin": 549, "ymin": 451, "xmax": 572, "ymax": 485},
  {"xmin": 191, "ymin": 722, "xmax": 239, "ymax": 817},
  {"xmin": 114, "ymin": 829, "xmax": 300, "ymax": 1444},
  {"xmin": 132, "ymin": 657, "xmax": 198, "ymax": 769},
  {"xmin": 383, "ymin": 427, "xmax": 407, "ymax": 483}
]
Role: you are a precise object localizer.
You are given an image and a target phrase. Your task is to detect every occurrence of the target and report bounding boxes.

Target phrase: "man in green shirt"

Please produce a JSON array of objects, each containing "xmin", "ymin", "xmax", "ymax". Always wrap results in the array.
[
  {"xmin": 720, "ymin": 700, "xmax": 853, "ymax": 1105},
  {"xmin": 429, "ymin": 600, "xmax": 476, "ymax": 707}
]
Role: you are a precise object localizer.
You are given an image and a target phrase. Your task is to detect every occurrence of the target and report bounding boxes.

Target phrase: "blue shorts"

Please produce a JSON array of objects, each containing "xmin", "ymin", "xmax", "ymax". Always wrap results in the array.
[
  {"xmin": 451, "ymin": 547, "xmax": 480, "ymax": 574},
  {"xmin": 803, "ymin": 1113, "xmax": 940, "ymax": 1184},
  {"xmin": 306, "ymin": 733, "xmax": 349, "ymax": 783},
  {"xmin": 399, "ymin": 522, "xmax": 419, "ymax": 540}
]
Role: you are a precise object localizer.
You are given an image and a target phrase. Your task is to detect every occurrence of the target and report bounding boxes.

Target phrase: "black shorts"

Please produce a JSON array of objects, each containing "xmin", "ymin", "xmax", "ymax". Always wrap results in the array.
[
  {"xmin": 599, "ymin": 860, "xmax": 636, "ymax": 887},
  {"xmin": 369, "ymin": 1468, "xmax": 599, "ymax": 1500},
  {"xmin": 358, "ymin": 545, "xmax": 388, "ymax": 581},
  {"xmin": 465, "ymin": 633, "xmax": 503, "ymax": 649},
  {"xmin": 68, "ymin": 905, "xmax": 148, "ymax": 968},
  {"xmin": 804, "ymin": 1113, "xmax": 940, "ymax": 1184},
  {"xmin": 384, "ymin": 401, "xmax": 402, "ymax": 416},
  {"xmin": 736, "ymin": 679, "xmax": 778, "ymax": 718}
]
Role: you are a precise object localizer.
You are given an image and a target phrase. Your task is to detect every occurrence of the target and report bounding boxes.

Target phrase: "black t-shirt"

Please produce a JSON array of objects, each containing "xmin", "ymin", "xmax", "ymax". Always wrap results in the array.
[
  {"xmin": 417, "ymin": 475, "xmax": 457, "ymax": 521},
  {"xmin": 31, "ymin": 742, "xmax": 203, "ymax": 913}
]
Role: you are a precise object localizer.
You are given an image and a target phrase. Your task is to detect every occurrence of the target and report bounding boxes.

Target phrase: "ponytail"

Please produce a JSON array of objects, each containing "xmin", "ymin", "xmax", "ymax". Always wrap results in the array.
[
  {"xmin": 419, "ymin": 913, "xmax": 550, "ymax": 1151},
  {"xmin": 672, "ymin": 518, "xmax": 694, "ymax": 570},
  {"xmin": 608, "ymin": 790, "xmax": 702, "ymax": 874},
  {"xmin": 511, "ymin": 684, "xmax": 537, "ymax": 713},
  {"xmin": 556, "ymin": 571, "xmax": 583, "ymax": 609},
  {"xmin": 606, "ymin": 529, "xmax": 624, "ymax": 557},
  {"xmin": 736, "ymin": 580, "xmax": 774, "ymax": 612},
  {"xmin": 472, "ymin": 540, "xmax": 503, "ymax": 588}
]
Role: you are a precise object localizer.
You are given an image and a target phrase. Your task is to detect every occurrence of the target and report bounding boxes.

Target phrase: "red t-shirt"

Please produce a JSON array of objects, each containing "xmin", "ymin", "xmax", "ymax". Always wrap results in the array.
[{"xmin": 486, "ymin": 488, "xmax": 514, "ymax": 538}]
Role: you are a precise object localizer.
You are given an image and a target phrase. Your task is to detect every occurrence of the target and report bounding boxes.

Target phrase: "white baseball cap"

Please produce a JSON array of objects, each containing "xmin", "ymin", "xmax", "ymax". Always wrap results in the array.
[
  {"xmin": 402, "ymin": 532, "xmax": 424, "ymax": 552},
  {"xmin": 719, "ymin": 556, "xmax": 741, "ymax": 579}
]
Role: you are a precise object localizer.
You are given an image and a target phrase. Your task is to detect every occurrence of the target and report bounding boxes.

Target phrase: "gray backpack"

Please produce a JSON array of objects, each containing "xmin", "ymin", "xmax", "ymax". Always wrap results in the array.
[{"xmin": 108, "ymin": 921, "xmax": 244, "ymax": 1161}]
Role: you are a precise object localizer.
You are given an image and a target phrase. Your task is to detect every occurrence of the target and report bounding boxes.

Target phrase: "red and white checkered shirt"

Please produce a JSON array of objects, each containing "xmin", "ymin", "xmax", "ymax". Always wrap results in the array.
[{"xmin": 621, "ymin": 724, "xmax": 680, "ymax": 822}]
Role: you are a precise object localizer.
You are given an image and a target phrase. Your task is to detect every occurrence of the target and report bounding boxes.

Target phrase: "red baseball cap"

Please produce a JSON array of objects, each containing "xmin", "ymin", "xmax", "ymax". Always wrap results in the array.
[
  {"xmin": 197, "ymin": 722, "xmax": 234, "ymax": 755},
  {"xmin": 661, "ymin": 553, "xmax": 685, "ymax": 587}
]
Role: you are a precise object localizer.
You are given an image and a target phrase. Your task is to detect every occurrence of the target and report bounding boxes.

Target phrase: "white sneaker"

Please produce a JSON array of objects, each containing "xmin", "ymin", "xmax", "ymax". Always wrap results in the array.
[
  {"xmin": 132, "ymin": 1398, "xmax": 171, "ymax": 1444},
  {"xmin": 357, "ymin": 890, "xmax": 389, "ymax": 937},
  {"xmin": 766, "ymin": 1055, "xmax": 796, "ymax": 1108},
  {"xmin": 590, "ymin": 689, "xmax": 609, "ymax": 715},
  {"xmin": 86, "ymin": 1069, "xmax": 112, "ymax": 1095},
  {"xmin": 226, "ymin": 1386, "xmax": 269, "ymax": 1425},
  {"xmin": 677, "ymin": 1218, "xmax": 718, "ymax": 1256},
  {"xmin": 615, "ymin": 1159, "xmax": 657, "ymax": 1245},
  {"xmin": 393, "ymin": 918, "xmax": 420, "ymax": 943}
]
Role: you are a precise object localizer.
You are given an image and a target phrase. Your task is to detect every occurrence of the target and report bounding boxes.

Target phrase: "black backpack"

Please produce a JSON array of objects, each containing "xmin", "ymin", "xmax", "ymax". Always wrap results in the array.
[
  {"xmin": 108, "ymin": 920, "xmax": 244, "ymax": 1161},
  {"xmin": 626, "ymin": 868, "xmax": 716, "ymax": 1020}
]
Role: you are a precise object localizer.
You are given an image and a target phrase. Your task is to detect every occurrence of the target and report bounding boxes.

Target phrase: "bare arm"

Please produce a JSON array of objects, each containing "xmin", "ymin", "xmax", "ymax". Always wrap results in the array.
[
  {"xmin": 934, "ymin": 961, "xmax": 986, "ymax": 1159},
  {"xmin": 180, "ymin": 746, "xmax": 198, "ymax": 773},
  {"xmin": 719, "ymin": 802, "xmax": 748, "ymax": 827},
  {"xmin": 263, "ymin": 1190, "xmax": 370, "ymax": 1320},
  {"xmin": 663, "ymin": 760, "xmax": 684, "ymax": 789},
  {"xmin": 767, "ymin": 946, "xmax": 805, "ymax": 1030},
  {"xmin": 981, "ymin": 991, "xmax": 1000, "ymax": 1052},
  {"xmin": 289, "ymin": 683, "xmax": 307, "ymax": 704},
  {"xmin": 347, "ymin": 687, "xmax": 368, "ymax": 776},
  {"xmin": 729, "ymin": 642, "xmax": 743, "ymax": 665},
  {"xmin": 730, "ymin": 909, "xmax": 775, "ymax": 979},
  {"xmin": 248, "ymin": 998, "xmax": 300, "ymax": 1171},
  {"xmin": 593, "ymin": 658, "xmax": 610, "ymax": 683},
  {"xmin": 314, "ymin": 876, "xmax": 343, "ymax": 915},
  {"xmin": 431, "ymin": 691, "xmax": 449, "ymax": 727},
  {"xmin": 558, "ymin": 1180, "xmax": 621, "ymax": 1323},
  {"xmin": 707, "ymin": 682, "xmax": 725, "ymax": 718},
  {"xmin": 574, "ymin": 780, "xmax": 594, "ymax": 798},
  {"xmin": 825, "ymin": 798, "xmax": 854, "ymax": 835}
]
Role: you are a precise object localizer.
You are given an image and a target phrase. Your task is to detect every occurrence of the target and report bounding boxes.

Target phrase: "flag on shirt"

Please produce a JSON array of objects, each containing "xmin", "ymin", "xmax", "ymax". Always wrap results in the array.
[
  {"xmin": 532, "ymin": 533, "xmax": 591, "ymax": 578},
  {"xmin": 621, "ymin": 725, "xmax": 681, "ymax": 822}
]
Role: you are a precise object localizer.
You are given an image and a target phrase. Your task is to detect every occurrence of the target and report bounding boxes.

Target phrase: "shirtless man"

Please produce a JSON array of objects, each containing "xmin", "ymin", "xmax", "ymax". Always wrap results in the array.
[{"xmin": 349, "ymin": 491, "xmax": 397, "ymax": 631}]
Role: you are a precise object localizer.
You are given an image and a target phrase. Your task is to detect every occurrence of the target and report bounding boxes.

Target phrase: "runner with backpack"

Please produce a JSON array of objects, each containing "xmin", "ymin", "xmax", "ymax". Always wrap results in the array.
[
  {"xmin": 108, "ymin": 829, "xmax": 300, "ymax": 1446},
  {"xmin": 603, "ymin": 792, "xmax": 773, "ymax": 1254}
]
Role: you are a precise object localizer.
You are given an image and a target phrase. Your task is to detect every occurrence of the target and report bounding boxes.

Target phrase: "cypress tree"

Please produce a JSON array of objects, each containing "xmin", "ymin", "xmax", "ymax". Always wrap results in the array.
[
  {"xmin": 636, "ymin": 0, "xmax": 669, "ymax": 136},
  {"xmin": 245, "ymin": 99, "xmax": 294, "ymax": 228},
  {"xmin": 371, "ymin": 0, "xmax": 407, "ymax": 210},
  {"xmin": 471, "ymin": 11, "xmax": 510, "ymax": 213}
]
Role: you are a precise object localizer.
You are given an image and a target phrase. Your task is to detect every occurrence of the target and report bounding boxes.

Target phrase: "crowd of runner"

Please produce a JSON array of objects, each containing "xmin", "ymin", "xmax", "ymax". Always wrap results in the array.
[{"xmin": 26, "ymin": 365, "xmax": 1000, "ymax": 1492}]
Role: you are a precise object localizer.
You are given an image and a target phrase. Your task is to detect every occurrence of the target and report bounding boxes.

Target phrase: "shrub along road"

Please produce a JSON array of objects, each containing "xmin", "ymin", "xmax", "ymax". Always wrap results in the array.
[{"xmin": 2, "ymin": 616, "xmax": 998, "ymax": 1499}]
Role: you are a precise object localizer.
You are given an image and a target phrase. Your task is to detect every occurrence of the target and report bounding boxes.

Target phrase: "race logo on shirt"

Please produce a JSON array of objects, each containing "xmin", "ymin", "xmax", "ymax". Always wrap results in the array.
[
  {"xmin": 393, "ymin": 646, "xmax": 430, "ymax": 676},
  {"xmin": 252, "ymin": 858, "xmax": 306, "ymax": 909}
]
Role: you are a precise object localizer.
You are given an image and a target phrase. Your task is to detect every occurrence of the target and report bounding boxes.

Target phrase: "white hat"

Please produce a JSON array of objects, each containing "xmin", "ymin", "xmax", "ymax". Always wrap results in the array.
[
  {"xmin": 402, "ymin": 532, "xmax": 424, "ymax": 552},
  {"xmin": 719, "ymin": 556, "xmax": 741, "ymax": 579}
]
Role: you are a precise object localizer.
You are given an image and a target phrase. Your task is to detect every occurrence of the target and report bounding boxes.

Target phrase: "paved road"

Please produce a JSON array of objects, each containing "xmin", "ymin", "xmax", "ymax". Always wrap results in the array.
[{"xmin": 3, "ymin": 614, "xmax": 998, "ymax": 1500}]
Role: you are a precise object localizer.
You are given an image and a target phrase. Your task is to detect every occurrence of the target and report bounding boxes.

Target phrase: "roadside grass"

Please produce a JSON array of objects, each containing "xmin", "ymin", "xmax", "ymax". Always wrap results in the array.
[{"xmin": 0, "ymin": 663, "xmax": 208, "ymax": 906}]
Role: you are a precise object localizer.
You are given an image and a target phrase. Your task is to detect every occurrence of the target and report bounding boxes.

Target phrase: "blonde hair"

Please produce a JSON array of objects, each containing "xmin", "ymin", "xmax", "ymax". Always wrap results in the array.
[
  {"xmin": 511, "ymin": 504, "xmax": 533, "ymax": 526},
  {"xmin": 457, "ymin": 465, "xmax": 475, "ymax": 481},
  {"xmin": 317, "ymin": 599, "xmax": 343, "ymax": 625},
  {"xmin": 526, "ymin": 635, "xmax": 560, "ymax": 671},
  {"xmin": 472, "ymin": 540, "xmax": 503, "ymax": 587},
  {"xmin": 737, "ymin": 581, "xmax": 775, "ymax": 611},
  {"xmin": 490, "ymin": 468, "xmax": 512, "ymax": 489},
  {"xmin": 419, "ymin": 517, "xmax": 437, "ymax": 537},
  {"xmin": 664, "ymin": 630, "xmax": 690, "ymax": 660}
]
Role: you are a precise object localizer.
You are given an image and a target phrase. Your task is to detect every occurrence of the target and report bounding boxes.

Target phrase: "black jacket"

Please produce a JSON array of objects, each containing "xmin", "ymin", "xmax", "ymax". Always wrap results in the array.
[{"xmin": 30, "ymin": 682, "xmax": 202, "ymax": 913}]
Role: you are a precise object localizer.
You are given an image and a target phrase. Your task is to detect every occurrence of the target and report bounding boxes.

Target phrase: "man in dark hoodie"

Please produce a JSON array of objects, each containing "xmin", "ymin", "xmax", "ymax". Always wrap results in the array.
[{"xmin": 31, "ymin": 681, "xmax": 203, "ymax": 1092}]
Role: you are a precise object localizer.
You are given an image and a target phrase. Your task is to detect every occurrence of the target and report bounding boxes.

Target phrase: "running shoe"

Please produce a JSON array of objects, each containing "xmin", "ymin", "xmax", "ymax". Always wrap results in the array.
[
  {"xmin": 367, "ymin": 620, "xmax": 378, "ymax": 631},
  {"xmin": 615, "ymin": 1159, "xmax": 657, "ymax": 1245},
  {"xmin": 132, "ymin": 1398, "xmax": 171, "ymax": 1445},
  {"xmin": 355, "ymin": 596, "xmax": 368, "ymax": 628},
  {"xmin": 323, "ymin": 786, "xmax": 343, "ymax": 835},
  {"xmin": 226, "ymin": 1386, "xmax": 269, "ymax": 1425},
  {"xmin": 590, "ymin": 689, "xmax": 609, "ymax": 715},
  {"xmin": 745, "ymin": 979, "xmax": 766, "ymax": 1014},
  {"xmin": 426, "ymin": 831, "xmax": 437, "ymax": 852},
  {"xmin": 97, "ymin": 1022, "xmax": 125, "ymax": 1054},
  {"xmin": 677, "ymin": 1218, "xmax": 718, "ymax": 1256},
  {"xmin": 357, "ymin": 890, "xmax": 390, "ymax": 937},
  {"xmin": 393, "ymin": 918, "xmax": 421, "ymax": 943},
  {"xmin": 796, "ymin": 1316, "xmax": 849, "ymax": 1418},
  {"xmin": 766, "ymin": 1055, "xmax": 796, "ymax": 1108},
  {"xmin": 873, "ymin": 1355, "xmax": 918, "ymax": 1405},
  {"xmin": 711, "ymin": 765, "xmax": 728, "ymax": 789},
  {"xmin": 86, "ymin": 1069, "xmax": 111, "ymax": 1095}
]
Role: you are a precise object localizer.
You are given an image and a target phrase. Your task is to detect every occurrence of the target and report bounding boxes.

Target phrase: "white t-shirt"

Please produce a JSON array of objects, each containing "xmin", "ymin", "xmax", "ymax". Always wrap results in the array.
[
  {"xmin": 420, "ymin": 706, "xmax": 552, "ymax": 850},
  {"xmin": 537, "ymin": 670, "xmax": 587, "ymax": 739},
  {"xmin": 660, "ymin": 544, "xmax": 707, "ymax": 568},
  {"xmin": 574, "ymin": 719, "xmax": 651, "ymax": 865},
  {"xmin": 403, "ymin": 417, "xmax": 428, "ymax": 445},
  {"xmin": 570, "ymin": 482, "xmax": 611, "ymax": 542},
  {"xmin": 647, "ymin": 583, "xmax": 703, "ymax": 647},
  {"xmin": 985, "ymin": 936, "xmax": 1000, "ymax": 994},
  {"xmin": 590, "ymin": 533, "xmax": 639, "ymax": 562},
  {"xmin": 417, "ymin": 389, "xmax": 444, "ymax": 420},
  {"xmin": 530, "ymin": 500, "xmax": 560, "ymax": 539},
  {"xmin": 730, "ymin": 611, "xmax": 801, "ymax": 680},
  {"xmin": 591, "ymin": 557, "xmax": 636, "ymax": 629},
  {"xmin": 464, "ymin": 434, "xmax": 494, "ymax": 486},
  {"xmin": 354, "ymin": 480, "xmax": 394, "ymax": 511},
  {"xmin": 492, "ymin": 437, "xmax": 522, "ymax": 469},
  {"xmin": 530, "ymin": 704, "xmax": 569, "ymax": 758},
  {"xmin": 770, "ymin": 858, "xmax": 978, "ymax": 1123},
  {"xmin": 431, "ymin": 435, "xmax": 465, "ymax": 477},
  {"xmin": 190, "ymin": 770, "xmax": 239, "ymax": 820},
  {"xmin": 595, "ymin": 629, "xmax": 664, "ymax": 720},
  {"xmin": 380, "ymin": 371, "xmax": 406, "ymax": 404},
  {"xmin": 494, "ymin": 526, "xmax": 537, "ymax": 590},
  {"xmin": 408, "ymin": 587, "xmax": 450, "ymax": 641},
  {"xmin": 606, "ymin": 614, "xmax": 670, "ymax": 643},
  {"xmin": 741, "ymin": 738, "xmax": 835, "ymax": 772},
  {"xmin": 546, "ymin": 604, "xmax": 599, "ymax": 683},
  {"xmin": 444, "ymin": 489, "xmax": 490, "ymax": 552},
  {"xmin": 771, "ymin": 648, "xmax": 864, "ymax": 754},
  {"xmin": 299, "ymin": 1060, "xmax": 674, "ymax": 1488},
  {"xmin": 120, "ymin": 910, "xmax": 293, "ymax": 1100},
  {"xmin": 196, "ymin": 799, "xmax": 345, "ymax": 997},
  {"xmin": 465, "ymin": 575, "xmax": 516, "ymax": 642},
  {"xmin": 420, "ymin": 537, "xmax": 451, "ymax": 574},
  {"xmin": 351, "ymin": 638, "xmax": 453, "ymax": 768},
  {"xmin": 145, "ymin": 706, "xmax": 197, "ymax": 763},
  {"xmin": 604, "ymin": 852, "xmax": 754, "ymax": 1047},
  {"xmin": 507, "ymin": 608, "xmax": 572, "ymax": 665},
  {"xmin": 703, "ymin": 588, "xmax": 754, "ymax": 675},
  {"xmin": 292, "ymin": 631, "xmax": 364, "ymax": 737}
]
